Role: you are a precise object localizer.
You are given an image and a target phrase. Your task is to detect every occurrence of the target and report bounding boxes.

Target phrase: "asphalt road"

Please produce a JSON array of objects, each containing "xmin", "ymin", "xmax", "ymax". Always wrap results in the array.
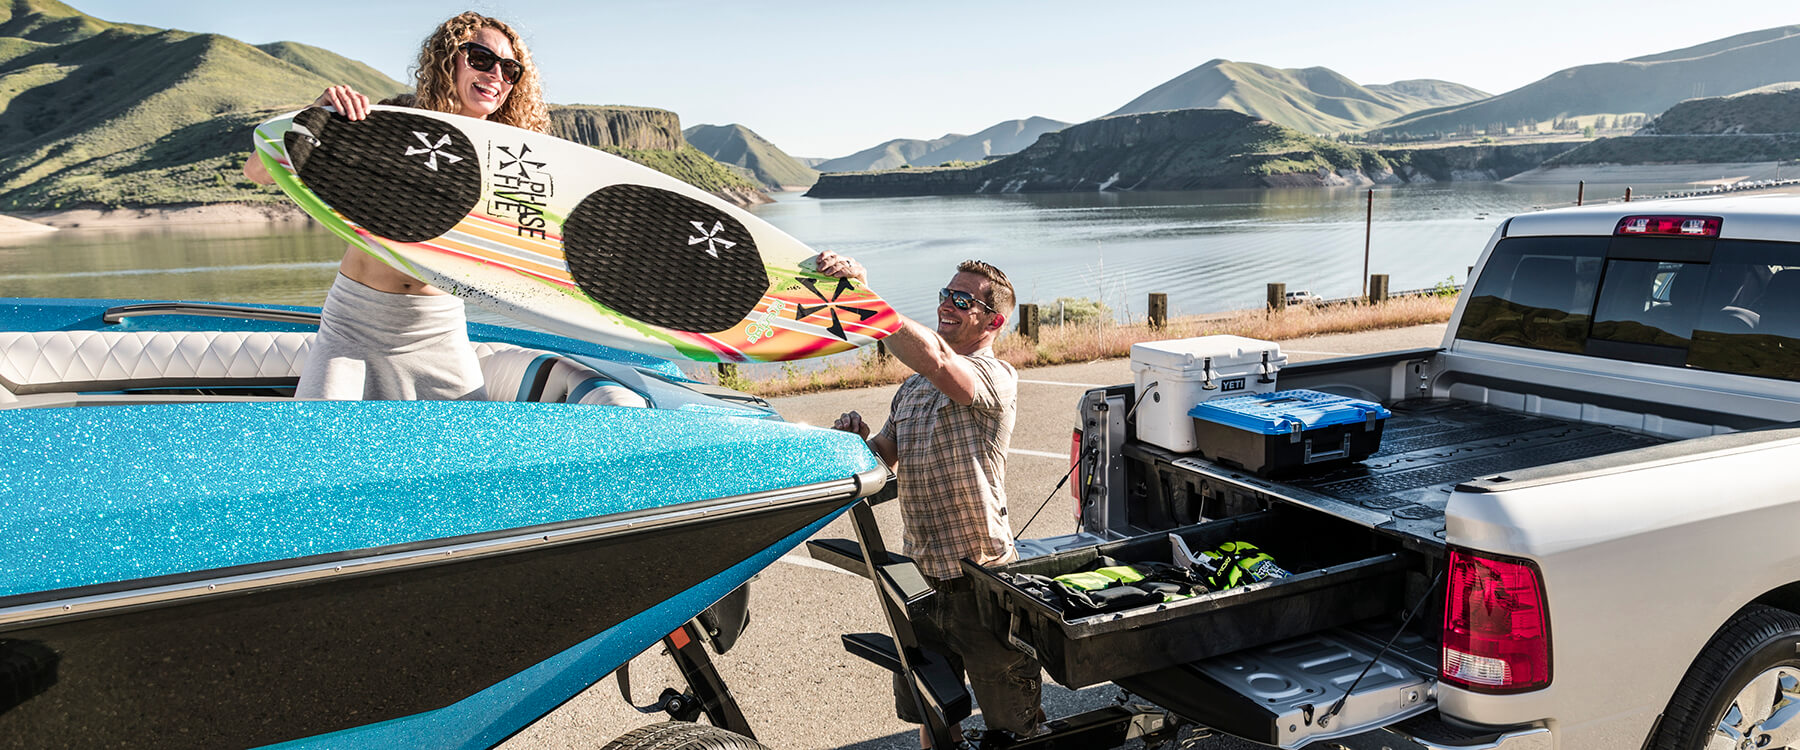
[{"xmin": 503, "ymin": 325, "xmax": 1446, "ymax": 750}]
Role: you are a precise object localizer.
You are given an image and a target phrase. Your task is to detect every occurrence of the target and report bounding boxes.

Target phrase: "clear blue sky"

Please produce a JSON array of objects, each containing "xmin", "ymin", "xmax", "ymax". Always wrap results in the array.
[{"xmin": 70, "ymin": 0, "xmax": 1800, "ymax": 158}]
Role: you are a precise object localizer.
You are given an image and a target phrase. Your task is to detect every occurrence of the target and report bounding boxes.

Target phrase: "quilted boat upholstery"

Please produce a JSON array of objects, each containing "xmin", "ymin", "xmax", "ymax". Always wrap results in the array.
[
  {"xmin": 0, "ymin": 331, "xmax": 312, "ymax": 395},
  {"xmin": 0, "ymin": 331, "xmax": 646, "ymax": 407}
]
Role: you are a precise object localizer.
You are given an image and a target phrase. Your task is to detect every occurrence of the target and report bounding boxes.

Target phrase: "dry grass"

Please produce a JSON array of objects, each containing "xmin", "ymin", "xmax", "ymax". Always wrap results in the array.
[{"xmin": 723, "ymin": 294, "xmax": 1458, "ymax": 397}]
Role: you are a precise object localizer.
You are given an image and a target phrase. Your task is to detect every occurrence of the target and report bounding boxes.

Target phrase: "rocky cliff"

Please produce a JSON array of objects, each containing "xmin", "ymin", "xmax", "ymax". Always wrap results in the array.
[
  {"xmin": 1379, "ymin": 143, "xmax": 1580, "ymax": 182},
  {"xmin": 549, "ymin": 105, "xmax": 766, "ymax": 205},
  {"xmin": 550, "ymin": 105, "xmax": 688, "ymax": 150}
]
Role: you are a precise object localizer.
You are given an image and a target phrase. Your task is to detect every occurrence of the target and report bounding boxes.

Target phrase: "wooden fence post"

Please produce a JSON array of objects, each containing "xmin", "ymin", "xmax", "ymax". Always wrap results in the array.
[
  {"xmin": 1017, "ymin": 303, "xmax": 1039, "ymax": 342},
  {"xmin": 1368, "ymin": 274, "xmax": 1390, "ymax": 303},
  {"xmin": 1267, "ymin": 283, "xmax": 1287, "ymax": 312},
  {"xmin": 1148, "ymin": 293, "xmax": 1167, "ymax": 330}
]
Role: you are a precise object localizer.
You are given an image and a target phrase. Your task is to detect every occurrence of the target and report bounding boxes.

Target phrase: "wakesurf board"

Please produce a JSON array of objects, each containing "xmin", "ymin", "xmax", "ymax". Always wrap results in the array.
[{"xmin": 252, "ymin": 105, "xmax": 900, "ymax": 363}]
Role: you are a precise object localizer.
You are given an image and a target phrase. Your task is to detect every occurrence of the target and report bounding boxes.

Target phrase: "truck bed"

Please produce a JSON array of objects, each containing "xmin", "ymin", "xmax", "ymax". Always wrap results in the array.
[{"xmin": 1126, "ymin": 398, "xmax": 1671, "ymax": 545}]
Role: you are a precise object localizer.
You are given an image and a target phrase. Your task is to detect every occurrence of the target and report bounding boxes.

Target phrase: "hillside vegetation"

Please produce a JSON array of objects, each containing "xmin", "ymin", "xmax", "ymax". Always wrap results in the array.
[
  {"xmin": 1107, "ymin": 59, "xmax": 1487, "ymax": 133},
  {"xmin": 1376, "ymin": 25, "xmax": 1800, "ymax": 138},
  {"xmin": 684, "ymin": 123, "xmax": 819, "ymax": 188},
  {"xmin": 1640, "ymin": 86, "xmax": 1800, "ymax": 134}
]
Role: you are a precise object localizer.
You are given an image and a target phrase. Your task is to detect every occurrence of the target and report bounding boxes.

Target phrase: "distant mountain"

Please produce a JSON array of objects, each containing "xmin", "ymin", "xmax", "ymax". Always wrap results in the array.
[
  {"xmin": 1106, "ymin": 59, "xmax": 1487, "ymax": 133},
  {"xmin": 815, "ymin": 134, "xmax": 962, "ymax": 172},
  {"xmin": 1377, "ymin": 25, "xmax": 1800, "ymax": 137},
  {"xmin": 912, "ymin": 117, "xmax": 1069, "ymax": 166},
  {"xmin": 807, "ymin": 109, "xmax": 1577, "ymax": 198},
  {"xmin": 815, "ymin": 117, "xmax": 1069, "ymax": 172},
  {"xmin": 684, "ymin": 123, "xmax": 819, "ymax": 188},
  {"xmin": 1640, "ymin": 85, "xmax": 1800, "ymax": 134}
]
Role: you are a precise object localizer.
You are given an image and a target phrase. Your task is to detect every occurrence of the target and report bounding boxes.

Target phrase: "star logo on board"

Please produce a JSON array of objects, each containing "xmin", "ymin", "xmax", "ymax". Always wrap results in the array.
[
  {"xmin": 794, "ymin": 276, "xmax": 879, "ymax": 341},
  {"xmin": 404, "ymin": 131, "xmax": 462, "ymax": 171},
  {"xmin": 687, "ymin": 220, "xmax": 736, "ymax": 259},
  {"xmin": 496, "ymin": 144, "xmax": 544, "ymax": 178}
]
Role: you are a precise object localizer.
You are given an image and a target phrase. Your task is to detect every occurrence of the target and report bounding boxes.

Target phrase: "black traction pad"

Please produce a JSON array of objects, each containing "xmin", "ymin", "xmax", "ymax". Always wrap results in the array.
[
  {"xmin": 562, "ymin": 184, "xmax": 768, "ymax": 334},
  {"xmin": 285, "ymin": 108, "xmax": 480, "ymax": 243}
]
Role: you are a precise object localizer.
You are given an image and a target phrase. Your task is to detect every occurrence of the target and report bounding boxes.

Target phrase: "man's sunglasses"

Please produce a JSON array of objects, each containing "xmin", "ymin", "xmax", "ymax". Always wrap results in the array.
[
  {"xmin": 939, "ymin": 288, "xmax": 996, "ymax": 313},
  {"xmin": 458, "ymin": 42, "xmax": 523, "ymax": 86}
]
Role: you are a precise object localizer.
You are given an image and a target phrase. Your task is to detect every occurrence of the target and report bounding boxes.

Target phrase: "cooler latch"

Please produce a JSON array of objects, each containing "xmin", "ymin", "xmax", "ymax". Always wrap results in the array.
[
  {"xmin": 1258, "ymin": 350, "xmax": 1276, "ymax": 383},
  {"xmin": 1201, "ymin": 356, "xmax": 1219, "ymax": 390}
]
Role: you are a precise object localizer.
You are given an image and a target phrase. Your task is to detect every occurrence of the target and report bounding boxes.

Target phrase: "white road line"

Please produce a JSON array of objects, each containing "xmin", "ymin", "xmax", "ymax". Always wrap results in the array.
[
  {"xmin": 1009, "ymin": 448, "xmax": 1067, "ymax": 459},
  {"xmin": 1018, "ymin": 378, "xmax": 1104, "ymax": 388},
  {"xmin": 777, "ymin": 554, "xmax": 862, "ymax": 576}
]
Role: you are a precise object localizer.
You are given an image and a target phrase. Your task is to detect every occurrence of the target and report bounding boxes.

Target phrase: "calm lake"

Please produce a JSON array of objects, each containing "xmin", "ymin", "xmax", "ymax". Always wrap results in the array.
[{"xmin": 0, "ymin": 182, "xmax": 1673, "ymax": 366}]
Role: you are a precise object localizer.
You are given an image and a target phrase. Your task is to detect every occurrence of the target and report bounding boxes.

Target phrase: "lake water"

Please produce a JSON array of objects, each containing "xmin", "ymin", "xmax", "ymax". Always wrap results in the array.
[{"xmin": 0, "ymin": 182, "xmax": 1674, "ymax": 368}]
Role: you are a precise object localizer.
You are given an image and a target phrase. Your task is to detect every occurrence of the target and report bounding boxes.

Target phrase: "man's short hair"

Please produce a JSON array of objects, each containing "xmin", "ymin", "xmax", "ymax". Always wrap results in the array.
[{"xmin": 958, "ymin": 259, "xmax": 1015, "ymax": 317}]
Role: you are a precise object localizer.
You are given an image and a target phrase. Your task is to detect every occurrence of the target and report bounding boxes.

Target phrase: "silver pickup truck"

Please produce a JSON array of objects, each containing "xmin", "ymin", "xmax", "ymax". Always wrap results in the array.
[{"xmin": 976, "ymin": 192, "xmax": 1800, "ymax": 750}]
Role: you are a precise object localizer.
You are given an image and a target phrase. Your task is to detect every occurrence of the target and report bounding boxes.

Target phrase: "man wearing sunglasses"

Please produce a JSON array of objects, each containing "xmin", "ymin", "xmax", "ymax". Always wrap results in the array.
[{"xmin": 815, "ymin": 251, "xmax": 1043, "ymax": 746}]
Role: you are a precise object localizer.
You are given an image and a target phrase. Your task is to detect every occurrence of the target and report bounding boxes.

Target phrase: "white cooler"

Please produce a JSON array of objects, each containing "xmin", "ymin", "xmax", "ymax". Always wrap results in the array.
[{"xmin": 1129, "ymin": 335, "xmax": 1286, "ymax": 452}]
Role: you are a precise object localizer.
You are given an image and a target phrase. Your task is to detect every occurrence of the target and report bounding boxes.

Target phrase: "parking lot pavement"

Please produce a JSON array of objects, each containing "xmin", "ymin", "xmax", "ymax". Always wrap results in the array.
[{"xmin": 506, "ymin": 325, "xmax": 1445, "ymax": 749}]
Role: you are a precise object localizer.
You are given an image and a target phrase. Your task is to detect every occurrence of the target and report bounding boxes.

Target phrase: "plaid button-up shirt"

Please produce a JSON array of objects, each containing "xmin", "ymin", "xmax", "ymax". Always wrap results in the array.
[{"xmin": 877, "ymin": 347, "xmax": 1018, "ymax": 580}]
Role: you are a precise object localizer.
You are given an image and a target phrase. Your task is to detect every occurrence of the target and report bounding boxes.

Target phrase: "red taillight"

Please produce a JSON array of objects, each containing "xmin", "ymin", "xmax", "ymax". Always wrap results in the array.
[
  {"xmin": 1614, "ymin": 215, "xmax": 1721, "ymax": 237},
  {"xmin": 1442, "ymin": 547, "xmax": 1551, "ymax": 693},
  {"xmin": 1069, "ymin": 428, "xmax": 1084, "ymax": 523}
]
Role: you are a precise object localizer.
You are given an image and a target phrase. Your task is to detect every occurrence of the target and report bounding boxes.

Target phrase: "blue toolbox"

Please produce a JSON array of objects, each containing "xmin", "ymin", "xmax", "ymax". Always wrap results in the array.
[{"xmin": 1188, "ymin": 390, "xmax": 1391, "ymax": 476}]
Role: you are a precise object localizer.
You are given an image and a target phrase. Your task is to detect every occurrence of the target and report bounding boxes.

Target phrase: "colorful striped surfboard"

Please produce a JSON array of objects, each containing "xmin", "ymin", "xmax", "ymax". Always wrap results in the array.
[{"xmin": 252, "ymin": 106, "xmax": 901, "ymax": 363}]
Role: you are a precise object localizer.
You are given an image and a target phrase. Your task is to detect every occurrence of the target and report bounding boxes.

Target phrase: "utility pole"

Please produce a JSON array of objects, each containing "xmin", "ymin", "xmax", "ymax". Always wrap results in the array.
[{"xmin": 1362, "ymin": 189, "xmax": 1373, "ymax": 298}]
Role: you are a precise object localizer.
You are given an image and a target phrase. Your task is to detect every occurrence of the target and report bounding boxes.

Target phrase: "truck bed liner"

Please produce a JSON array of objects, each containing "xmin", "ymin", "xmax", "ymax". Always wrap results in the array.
[{"xmin": 1135, "ymin": 399, "xmax": 1670, "ymax": 544}]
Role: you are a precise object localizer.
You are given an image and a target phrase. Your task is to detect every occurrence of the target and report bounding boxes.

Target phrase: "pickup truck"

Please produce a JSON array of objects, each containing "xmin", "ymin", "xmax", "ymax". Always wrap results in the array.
[{"xmin": 816, "ymin": 192, "xmax": 1800, "ymax": 750}]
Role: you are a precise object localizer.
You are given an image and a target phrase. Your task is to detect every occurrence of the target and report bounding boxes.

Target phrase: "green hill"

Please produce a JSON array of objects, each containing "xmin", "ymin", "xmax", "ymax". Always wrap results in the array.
[
  {"xmin": 684, "ymin": 123, "xmax": 819, "ymax": 188},
  {"xmin": 1106, "ymin": 59, "xmax": 1488, "ymax": 133},
  {"xmin": 0, "ymin": 1, "xmax": 763, "ymax": 210},
  {"xmin": 0, "ymin": 0, "xmax": 412, "ymax": 209},
  {"xmin": 254, "ymin": 41, "xmax": 409, "ymax": 101},
  {"xmin": 1376, "ymin": 25, "xmax": 1800, "ymax": 137},
  {"xmin": 814, "ymin": 117, "xmax": 1070, "ymax": 172}
]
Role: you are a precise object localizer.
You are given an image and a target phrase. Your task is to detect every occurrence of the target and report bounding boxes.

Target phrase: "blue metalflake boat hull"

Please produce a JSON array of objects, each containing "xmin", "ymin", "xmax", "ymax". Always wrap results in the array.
[{"xmin": 0, "ymin": 298, "xmax": 883, "ymax": 749}]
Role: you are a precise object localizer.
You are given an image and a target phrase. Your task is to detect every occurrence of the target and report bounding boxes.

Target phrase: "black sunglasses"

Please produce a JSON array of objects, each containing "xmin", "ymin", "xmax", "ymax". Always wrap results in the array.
[
  {"xmin": 939, "ymin": 288, "xmax": 996, "ymax": 313},
  {"xmin": 458, "ymin": 42, "xmax": 523, "ymax": 85}
]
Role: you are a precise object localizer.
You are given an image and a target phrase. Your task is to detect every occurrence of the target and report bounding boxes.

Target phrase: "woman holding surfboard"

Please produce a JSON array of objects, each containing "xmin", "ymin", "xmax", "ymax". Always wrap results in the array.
[{"xmin": 245, "ymin": 12, "xmax": 549, "ymax": 400}]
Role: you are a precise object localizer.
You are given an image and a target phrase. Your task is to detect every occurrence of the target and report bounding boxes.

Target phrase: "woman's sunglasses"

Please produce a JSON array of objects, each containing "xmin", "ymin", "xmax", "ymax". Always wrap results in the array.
[
  {"xmin": 458, "ymin": 42, "xmax": 523, "ymax": 86},
  {"xmin": 939, "ymin": 288, "xmax": 996, "ymax": 313}
]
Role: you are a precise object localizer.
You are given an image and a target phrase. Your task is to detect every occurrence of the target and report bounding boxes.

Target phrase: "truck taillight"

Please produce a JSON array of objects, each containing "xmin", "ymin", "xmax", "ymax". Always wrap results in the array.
[
  {"xmin": 1614, "ymin": 215, "xmax": 1721, "ymax": 237},
  {"xmin": 1442, "ymin": 547, "xmax": 1551, "ymax": 693},
  {"xmin": 1069, "ymin": 428, "xmax": 1084, "ymax": 523}
]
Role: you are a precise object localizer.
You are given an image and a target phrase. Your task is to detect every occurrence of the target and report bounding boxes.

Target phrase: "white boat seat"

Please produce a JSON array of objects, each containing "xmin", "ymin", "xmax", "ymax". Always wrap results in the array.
[{"xmin": 0, "ymin": 331, "xmax": 646, "ymax": 407}]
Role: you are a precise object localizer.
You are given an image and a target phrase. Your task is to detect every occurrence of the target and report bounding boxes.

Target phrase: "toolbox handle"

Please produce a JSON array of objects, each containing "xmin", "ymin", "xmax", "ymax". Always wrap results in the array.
[
  {"xmin": 1005, "ymin": 611, "xmax": 1040, "ymax": 659},
  {"xmin": 1302, "ymin": 435, "xmax": 1351, "ymax": 463}
]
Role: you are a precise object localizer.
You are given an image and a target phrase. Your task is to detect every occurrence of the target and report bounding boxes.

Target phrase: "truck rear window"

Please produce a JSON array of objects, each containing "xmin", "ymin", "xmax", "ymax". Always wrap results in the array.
[{"xmin": 1457, "ymin": 236, "xmax": 1800, "ymax": 381}]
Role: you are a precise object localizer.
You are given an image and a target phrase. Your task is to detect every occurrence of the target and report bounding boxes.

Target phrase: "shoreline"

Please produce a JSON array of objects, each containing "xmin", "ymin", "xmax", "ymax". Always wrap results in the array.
[
  {"xmin": 7, "ymin": 159, "xmax": 1795, "ymax": 232},
  {"xmin": 13, "ymin": 201, "xmax": 310, "ymax": 230}
]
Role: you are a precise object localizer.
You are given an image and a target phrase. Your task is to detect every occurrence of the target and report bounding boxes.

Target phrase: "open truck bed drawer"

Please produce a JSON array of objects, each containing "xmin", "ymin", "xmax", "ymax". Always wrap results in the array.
[{"xmin": 962, "ymin": 508, "xmax": 1412, "ymax": 688}]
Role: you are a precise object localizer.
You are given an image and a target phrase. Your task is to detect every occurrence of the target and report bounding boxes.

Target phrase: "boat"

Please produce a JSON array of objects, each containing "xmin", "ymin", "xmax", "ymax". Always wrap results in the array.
[{"xmin": 0, "ymin": 297, "xmax": 885, "ymax": 749}]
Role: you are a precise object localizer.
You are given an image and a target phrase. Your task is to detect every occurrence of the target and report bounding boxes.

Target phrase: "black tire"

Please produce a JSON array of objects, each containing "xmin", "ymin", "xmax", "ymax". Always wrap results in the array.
[
  {"xmin": 1648, "ymin": 604, "xmax": 1800, "ymax": 750},
  {"xmin": 600, "ymin": 721, "xmax": 770, "ymax": 750}
]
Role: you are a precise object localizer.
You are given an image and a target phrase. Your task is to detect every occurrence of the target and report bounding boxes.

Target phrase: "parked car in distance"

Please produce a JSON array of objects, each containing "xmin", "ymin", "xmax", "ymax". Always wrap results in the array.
[{"xmin": 1284, "ymin": 289, "xmax": 1321, "ymax": 306}]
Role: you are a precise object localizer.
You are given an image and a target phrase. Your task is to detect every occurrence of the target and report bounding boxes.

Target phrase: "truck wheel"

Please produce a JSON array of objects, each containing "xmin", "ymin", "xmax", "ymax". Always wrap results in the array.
[
  {"xmin": 600, "ymin": 721, "xmax": 770, "ymax": 750},
  {"xmin": 1650, "ymin": 604, "xmax": 1800, "ymax": 750}
]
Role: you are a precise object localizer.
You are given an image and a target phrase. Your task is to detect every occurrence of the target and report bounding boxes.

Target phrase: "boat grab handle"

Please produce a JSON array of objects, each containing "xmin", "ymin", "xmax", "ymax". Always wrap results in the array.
[{"xmin": 102, "ymin": 302, "xmax": 322, "ymax": 326}]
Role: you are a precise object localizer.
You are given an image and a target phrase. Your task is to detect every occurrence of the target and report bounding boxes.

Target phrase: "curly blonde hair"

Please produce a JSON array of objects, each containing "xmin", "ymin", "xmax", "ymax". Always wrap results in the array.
[{"xmin": 409, "ymin": 12, "xmax": 550, "ymax": 133}]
